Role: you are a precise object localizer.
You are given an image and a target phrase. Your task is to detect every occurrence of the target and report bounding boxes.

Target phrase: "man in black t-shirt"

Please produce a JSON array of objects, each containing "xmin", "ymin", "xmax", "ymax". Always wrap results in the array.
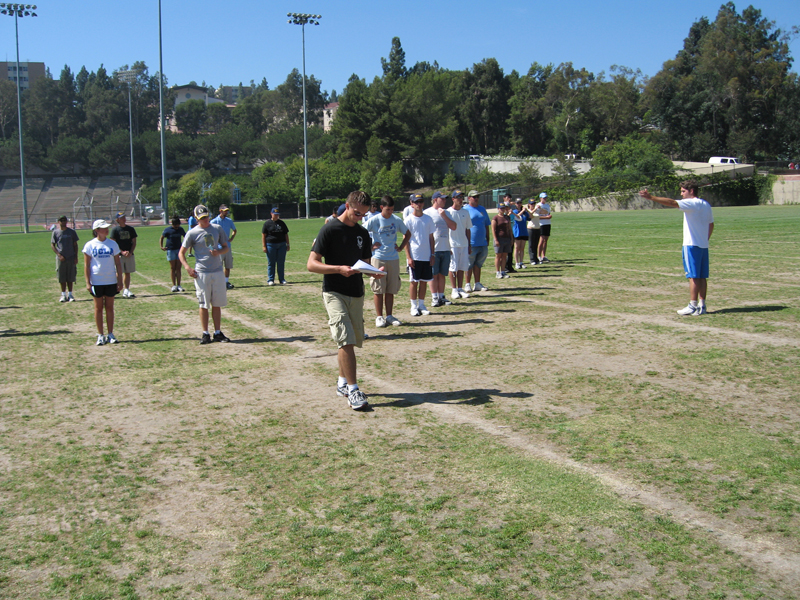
[
  {"xmin": 110, "ymin": 213, "xmax": 138, "ymax": 298},
  {"xmin": 308, "ymin": 191, "xmax": 385, "ymax": 411}
]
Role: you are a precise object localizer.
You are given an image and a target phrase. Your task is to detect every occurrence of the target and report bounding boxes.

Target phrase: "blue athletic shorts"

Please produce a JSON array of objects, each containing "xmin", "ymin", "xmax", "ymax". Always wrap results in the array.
[
  {"xmin": 432, "ymin": 250, "xmax": 451, "ymax": 276},
  {"xmin": 683, "ymin": 246, "xmax": 709, "ymax": 279}
]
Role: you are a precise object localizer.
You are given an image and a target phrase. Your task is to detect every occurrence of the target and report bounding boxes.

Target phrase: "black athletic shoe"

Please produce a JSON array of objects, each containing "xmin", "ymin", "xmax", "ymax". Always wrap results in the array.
[
  {"xmin": 226, "ymin": 282, "xmax": 234, "ymax": 289},
  {"xmin": 213, "ymin": 331, "xmax": 231, "ymax": 343},
  {"xmin": 200, "ymin": 333, "xmax": 213, "ymax": 345}
]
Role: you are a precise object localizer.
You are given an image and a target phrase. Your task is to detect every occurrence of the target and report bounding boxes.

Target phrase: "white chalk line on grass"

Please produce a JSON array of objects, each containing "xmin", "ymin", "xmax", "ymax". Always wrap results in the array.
[
  {"xmin": 364, "ymin": 375, "xmax": 800, "ymax": 591},
  {"xmin": 132, "ymin": 266, "xmax": 799, "ymax": 588}
]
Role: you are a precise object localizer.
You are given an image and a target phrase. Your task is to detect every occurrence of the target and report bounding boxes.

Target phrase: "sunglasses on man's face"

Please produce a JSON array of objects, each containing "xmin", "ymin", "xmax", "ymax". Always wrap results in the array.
[{"xmin": 350, "ymin": 206, "xmax": 367, "ymax": 218}]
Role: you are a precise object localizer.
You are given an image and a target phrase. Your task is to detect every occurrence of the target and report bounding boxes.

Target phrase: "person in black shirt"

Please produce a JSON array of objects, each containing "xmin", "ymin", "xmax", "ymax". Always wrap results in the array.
[
  {"xmin": 261, "ymin": 208, "xmax": 290, "ymax": 285},
  {"xmin": 308, "ymin": 191, "xmax": 385, "ymax": 411},
  {"xmin": 160, "ymin": 216, "xmax": 186, "ymax": 292},
  {"xmin": 110, "ymin": 213, "xmax": 138, "ymax": 298}
]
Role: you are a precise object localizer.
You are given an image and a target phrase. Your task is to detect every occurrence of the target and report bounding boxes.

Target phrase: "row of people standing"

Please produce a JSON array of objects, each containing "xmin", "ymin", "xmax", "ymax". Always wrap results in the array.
[{"xmin": 497, "ymin": 191, "xmax": 552, "ymax": 273}]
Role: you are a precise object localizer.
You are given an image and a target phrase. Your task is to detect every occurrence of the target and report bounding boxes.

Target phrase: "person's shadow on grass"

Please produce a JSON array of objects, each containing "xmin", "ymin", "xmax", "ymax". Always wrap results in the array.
[
  {"xmin": 712, "ymin": 305, "xmax": 788, "ymax": 314},
  {"xmin": 0, "ymin": 329, "xmax": 70, "ymax": 337},
  {"xmin": 371, "ymin": 388, "xmax": 532, "ymax": 408}
]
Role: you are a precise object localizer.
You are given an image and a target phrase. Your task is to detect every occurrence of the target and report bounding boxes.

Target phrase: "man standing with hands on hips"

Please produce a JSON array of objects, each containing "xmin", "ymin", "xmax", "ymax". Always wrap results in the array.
[{"xmin": 639, "ymin": 180, "xmax": 714, "ymax": 315}]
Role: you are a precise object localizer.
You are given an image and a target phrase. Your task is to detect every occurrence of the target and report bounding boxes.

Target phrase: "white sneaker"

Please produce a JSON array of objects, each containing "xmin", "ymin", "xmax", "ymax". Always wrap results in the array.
[
  {"xmin": 419, "ymin": 304, "xmax": 430, "ymax": 316},
  {"xmin": 385, "ymin": 315, "xmax": 402, "ymax": 326},
  {"xmin": 171, "ymin": 285, "xmax": 178, "ymax": 292},
  {"xmin": 458, "ymin": 290, "xmax": 470, "ymax": 299},
  {"xmin": 177, "ymin": 286, "xmax": 184, "ymax": 292},
  {"xmin": 677, "ymin": 304, "xmax": 698, "ymax": 316},
  {"xmin": 496, "ymin": 272, "xmax": 503, "ymax": 279},
  {"xmin": 463, "ymin": 283, "xmax": 472, "ymax": 292},
  {"xmin": 502, "ymin": 272, "xmax": 510, "ymax": 278},
  {"xmin": 451, "ymin": 290, "xmax": 461, "ymax": 300},
  {"xmin": 96, "ymin": 334, "xmax": 106, "ymax": 346},
  {"xmin": 107, "ymin": 333, "xmax": 118, "ymax": 344},
  {"xmin": 68, "ymin": 294, "xmax": 75, "ymax": 302},
  {"xmin": 694, "ymin": 305, "xmax": 708, "ymax": 315},
  {"xmin": 268, "ymin": 281, "xmax": 275, "ymax": 286},
  {"xmin": 122, "ymin": 289, "xmax": 129, "ymax": 298},
  {"xmin": 474, "ymin": 282, "xmax": 487, "ymax": 291},
  {"xmin": 410, "ymin": 307, "xmax": 421, "ymax": 317},
  {"xmin": 59, "ymin": 295, "xmax": 67, "ymax": 303},
  {"xmin": 376, "ymin": 316, "xmax": 387, "ymax": 328},
  {"xmin": 519, "ymin": 263, "xmax": 527, "ymax": 269}
]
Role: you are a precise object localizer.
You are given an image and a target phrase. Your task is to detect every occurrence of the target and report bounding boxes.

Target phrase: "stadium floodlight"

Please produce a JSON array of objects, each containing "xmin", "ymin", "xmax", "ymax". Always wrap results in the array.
[
  {"xmin": 0, "ymin": 3, "xmax": 38, "ymax": 233},
  {"xmin": 117, "ymin": 70, "xmax": 137, "ymax": 211},
  {"xmin": 287, "ymin": 13, "xmax": 321, "ymax": 218}
]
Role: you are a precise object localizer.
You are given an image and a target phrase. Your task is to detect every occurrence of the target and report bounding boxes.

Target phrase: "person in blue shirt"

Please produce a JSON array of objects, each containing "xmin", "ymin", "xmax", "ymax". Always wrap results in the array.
[
  {"xmin": 463, "ymin": 190, "xmax": 492, "ymax": 292},
  {"xmin": 511, "ymin": 199, "xmax": 529, "ymax": 269},
  {"xmin": 210, "ymin": 205, "xmax": 237, "ymax": 289},
  {"xmin": 365, "ymin": 195, "xmax": 411, "ymax": 327}
]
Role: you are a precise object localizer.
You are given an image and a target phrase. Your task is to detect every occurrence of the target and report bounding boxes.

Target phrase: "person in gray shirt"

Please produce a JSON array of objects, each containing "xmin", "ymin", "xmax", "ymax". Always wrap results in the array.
[
  {"xmin": 179, "ymin": 204, "xmax": 231, "ymax": 344},
  {"xmin": 51, "ymin": 215, "xmax": 79, "ymax": 302}
]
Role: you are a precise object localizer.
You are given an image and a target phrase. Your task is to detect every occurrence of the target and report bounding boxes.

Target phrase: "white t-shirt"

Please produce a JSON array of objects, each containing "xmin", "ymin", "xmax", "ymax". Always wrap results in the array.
[
  {"xmin": 82, "ymin": 237, "xmax": 120, "ymax": 285},
  {"xmin": 402, "ymin": 205, "xmax": 415, "ymax": 220},
  {"xmin": 423, "ymin": 207, "xmax": 452, "ymax": 252},
  {"xmin": 535, "ymin": 202, "xmax": 551, "ymax": 225},
  {"xmin": 446, "ymin": 207, "xmax": 473, "ymax": 248},
  {"xmin": 404, "ymin": 213, "xmax": 435, "ymax": 261},
  {"xmin": 677, "ymin": 197, "xmax": 714, "ymax": 248}
]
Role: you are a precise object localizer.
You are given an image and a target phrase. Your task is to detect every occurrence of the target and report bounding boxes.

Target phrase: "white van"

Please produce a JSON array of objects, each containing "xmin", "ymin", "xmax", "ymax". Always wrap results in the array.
[{"xmin": 708, "ymin": 156, "xmax": 740, "ymax": 165}]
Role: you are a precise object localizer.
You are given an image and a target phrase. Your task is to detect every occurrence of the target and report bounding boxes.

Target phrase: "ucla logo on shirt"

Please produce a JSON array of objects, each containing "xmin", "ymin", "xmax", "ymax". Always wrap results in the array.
[{"xmin": 91, "ymin": 246, "xmax": 114, "ymax": 257}]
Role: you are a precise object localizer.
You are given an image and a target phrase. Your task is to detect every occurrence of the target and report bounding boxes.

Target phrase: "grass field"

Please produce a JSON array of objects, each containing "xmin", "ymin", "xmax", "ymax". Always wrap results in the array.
[{"xmin": 1, "ymin": 205, "xmax": 799, "ymax": 599}]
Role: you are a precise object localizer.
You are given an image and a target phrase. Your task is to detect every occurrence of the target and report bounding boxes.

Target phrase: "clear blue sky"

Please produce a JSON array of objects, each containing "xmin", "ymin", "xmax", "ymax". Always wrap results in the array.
[{"xmin": 2, "ymin": 1, "xmax": 797, "ymax": 96}]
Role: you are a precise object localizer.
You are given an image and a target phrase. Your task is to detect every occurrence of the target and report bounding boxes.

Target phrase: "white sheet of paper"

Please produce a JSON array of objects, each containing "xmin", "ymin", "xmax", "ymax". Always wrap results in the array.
[{"xmin": 352, "ymin": 259, "xmax": 383, "ymax": 274}]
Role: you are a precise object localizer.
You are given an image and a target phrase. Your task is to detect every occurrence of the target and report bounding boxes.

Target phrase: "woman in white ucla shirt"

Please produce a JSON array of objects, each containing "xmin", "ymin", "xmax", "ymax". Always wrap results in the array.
[{"xmin": 83, "ymin": 219, "xmax": 123, "ymax": 346}]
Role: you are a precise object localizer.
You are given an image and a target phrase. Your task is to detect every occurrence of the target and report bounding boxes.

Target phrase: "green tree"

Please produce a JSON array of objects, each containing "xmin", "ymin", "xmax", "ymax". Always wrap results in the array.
[
  {"xmin": 644, "ymin": 3, "xmax": 792, "ymax": 160},
  {"xmin": 174, "ymin": 99, "xmax": 206, "ymax": 138},
  {"xmin": 588, "ymin": 133, "xmax": 674, "ymax": 191},
  {"xmin": 381, "ymin": 37, "xmax": 407, "ymax": 82},
  {"xmin": 0, "ymin": 79, "xmax": 17, "ymax": 140},
  {"xmin": 457, "ymin": 58, "xmax": 511, "ymax": 155}
]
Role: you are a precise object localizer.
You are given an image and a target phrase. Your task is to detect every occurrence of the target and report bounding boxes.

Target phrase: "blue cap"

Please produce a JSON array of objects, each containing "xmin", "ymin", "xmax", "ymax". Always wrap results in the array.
[
  {"xmin": 409, "ymin": 193, "xmax": 424, "ymax": 203},
  {"xmin": 432, "ymin": 191, "xmax": 448, "ymax": 200},
  {"xmin": 337, "ymin": 203, "xmax": 347, "ymax": 216}
]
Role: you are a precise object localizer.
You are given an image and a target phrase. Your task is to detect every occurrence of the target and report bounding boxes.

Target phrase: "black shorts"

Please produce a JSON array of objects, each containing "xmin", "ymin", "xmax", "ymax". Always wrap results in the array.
[
  {"xmin": 540, "ymin": 224, "xmax": 551, "ymax": 237},
  {"xmin": 90, "ymin": 284, "xmax": 119, "ymax": 298},
  {"xmin": 515, "ymin": 235, "xmax": 528, "ymax": 241},
  {"xmin": 409, "ymin": 260, "xmax": 433, "ymax": 282}
]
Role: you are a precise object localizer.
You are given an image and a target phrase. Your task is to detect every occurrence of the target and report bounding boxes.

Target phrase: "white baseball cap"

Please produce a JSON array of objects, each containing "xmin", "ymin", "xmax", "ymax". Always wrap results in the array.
[{"xmin": 92, "ymin": 219, "xmax": 111, "ymax": 229}]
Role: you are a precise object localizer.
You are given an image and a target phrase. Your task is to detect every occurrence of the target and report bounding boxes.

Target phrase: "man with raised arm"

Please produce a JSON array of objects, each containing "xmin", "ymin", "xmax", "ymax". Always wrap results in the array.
[{"xmin": 639, "ymin": 180, "xmax": 714, "ymax": 315}]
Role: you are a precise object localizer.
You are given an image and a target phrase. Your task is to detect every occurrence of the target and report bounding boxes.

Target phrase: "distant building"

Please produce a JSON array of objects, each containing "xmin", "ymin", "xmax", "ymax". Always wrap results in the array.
[
  {"xmin": 164, "ymin": 84, "xmax": 228, "ymax": 132},
  {"xmin": 172, "ymin": 84, "xmax": 226, "ymax": 109},
  {"xmin": 1, "ymin": 61, "xmax": 46, "ymax": 90},
  {"xmin": 323, "ymin": 102, "xmax": 339, "ymax": 132}
]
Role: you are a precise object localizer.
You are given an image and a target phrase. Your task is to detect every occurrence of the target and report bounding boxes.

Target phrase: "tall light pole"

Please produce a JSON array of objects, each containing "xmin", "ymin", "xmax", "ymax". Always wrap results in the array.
[
  {"xmin": 287, "ymin": 13, "xmax": 320, "ymax": 219},
  {"xmin": 157, "ymin": 0, "xmax": 168, "ymax": 223},
  {"xmin": 0, "ymin": 3, "xmax": 37, "ymax": 233},
  {"xmin": 117, "ymin": 69, "xmax": 137, "ymax": 210}
]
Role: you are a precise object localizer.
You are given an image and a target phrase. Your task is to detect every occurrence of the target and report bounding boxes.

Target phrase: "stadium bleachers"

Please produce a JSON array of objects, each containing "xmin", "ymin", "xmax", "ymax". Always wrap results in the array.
[{"xmin": 0, "ymin": 176, "xmax": 143, "ymax": 231}]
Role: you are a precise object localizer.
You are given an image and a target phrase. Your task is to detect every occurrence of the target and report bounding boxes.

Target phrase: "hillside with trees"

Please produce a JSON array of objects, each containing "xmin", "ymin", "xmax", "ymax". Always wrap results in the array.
[{"xmin": 0, "ymin": 3, "xmax": 796, "ymax": 209}]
